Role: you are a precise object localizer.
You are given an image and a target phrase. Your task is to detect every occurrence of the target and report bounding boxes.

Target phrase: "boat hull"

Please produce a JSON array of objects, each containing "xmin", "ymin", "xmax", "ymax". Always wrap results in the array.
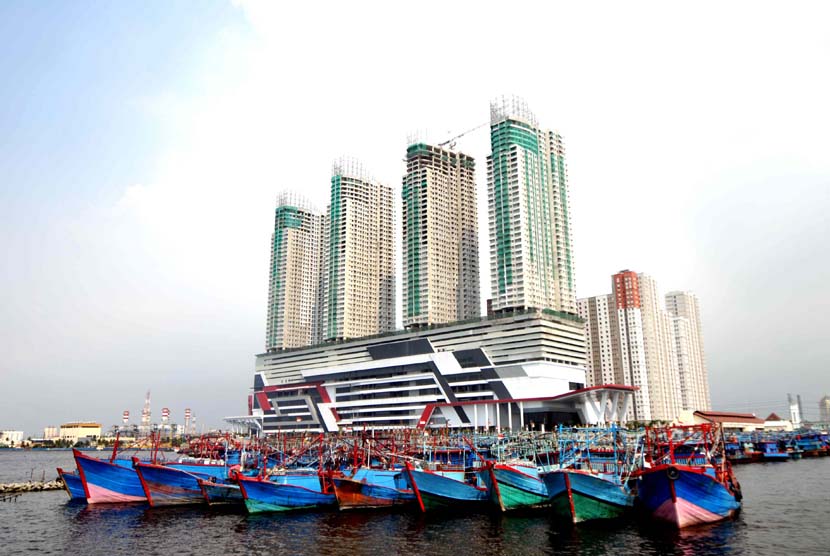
[
  {"xmin": 481, "ymin": 464, "xmax": 550, "ymax": 511},
  {"xmin": 57, "ymin": 467, "xmax": 86, "ymax": 501},
  {"xmin": 73, "ymin": 449, "xmax": 146, "ymax": 504},
  {"xmin": 636, "ymin": 465, "xmax": 741, "ymax": 528},
  {"xmin": 238, "ymin": 476, "xmax": 336, "ymax": 513},
  {"xmin": 198, "ymin": 479, "xmax": 244, "ymax": 505},
  {"xmin": 544, "ymin": 470, "xmax": 632, "ymax": 523},
  {"xmin": 134, "ymin": 462, "xmax": 208, "ymax": 506},
  {"xmin": 404, "ymin": 468, "xmax": 489, "ymax": 512},
  {"xmin": 332, "ymin": 476, "xmax": 414, "ymax": 509}
]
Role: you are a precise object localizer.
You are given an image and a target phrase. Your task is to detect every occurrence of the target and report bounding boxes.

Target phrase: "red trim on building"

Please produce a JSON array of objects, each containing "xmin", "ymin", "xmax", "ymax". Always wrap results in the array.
[{"xmin": 255, "ymin": 392, "xmax": 272, "ymax": 413}]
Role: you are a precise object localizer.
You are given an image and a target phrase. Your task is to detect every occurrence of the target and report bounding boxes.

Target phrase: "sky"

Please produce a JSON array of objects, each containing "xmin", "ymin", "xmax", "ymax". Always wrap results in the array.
[{"xmin": 2, "ymin": 1, "xmax": 829, "ymax": 436}]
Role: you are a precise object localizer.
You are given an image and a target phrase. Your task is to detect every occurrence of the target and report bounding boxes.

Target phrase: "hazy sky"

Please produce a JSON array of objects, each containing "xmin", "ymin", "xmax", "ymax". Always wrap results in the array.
[{"xmin": 2, "ymin": 1, "xmax": 829, "ymax": 436}]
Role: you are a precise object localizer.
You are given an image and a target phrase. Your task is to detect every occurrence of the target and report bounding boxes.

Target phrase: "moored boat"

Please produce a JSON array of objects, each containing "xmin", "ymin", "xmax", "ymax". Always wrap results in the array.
[
  {"xmin": 198, "ymin": 478, "xmax": 244, "ymax": 506},
  {"xmin": 759, "ymin": 439, "xmax": 789, "ymax": 462},
  {"xmin": 331, "ymin": 467, "xmax": 414, "ymax": 510},
  {"xmin": 545, "ymin": 469, "xmax": 633, "ymax": 523},
  {"xmin": 542, "ymin": 425, "xmax": 636, "ymax": 523},
  {"xmin": 237, "ymin": 471, "xmax": 336, "ymax": 513},
  {"xmin": 403, "ymin": 461, "xmax": 489, "ymax": 512},
  {"xmin": 133, "ymin": 459, "xmax": 229, "ymax": 506},
  {"xmin": 56, "ymin": 467, "xmax": 86, "ymax": 501},
  {"xmin": 73, "ymin": 448, "xmax": 146, "ymax": 504},
  {"xmin": 479, "ymin": 461, "xmax": 550, "ymax": 511},
  {"xmin": 634, "ymin": 424, "xmax": 742, "ymax": 528}
]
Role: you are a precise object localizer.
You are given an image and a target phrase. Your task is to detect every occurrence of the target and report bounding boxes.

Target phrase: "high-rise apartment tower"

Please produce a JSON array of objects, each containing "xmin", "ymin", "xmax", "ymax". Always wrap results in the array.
[
  {"xmin": 579, "ymin": 271, "xmax": 711, "ymax": 421},
  {"xmin": 402, "ymin": 143, "xmax": 479, "ymax": 328},
  {"xmin": 324, "ymin": 159, "xmax": 395, "ymax": 341},
  {"xmin": 665, "ymin": 291, "xmax": 712, "ymax": 411},
  {"xmin": 265, "ymin": 192, "xmax": 323, "ymax": 350},
  {"xmin": 487, "ymin": 96, "xmax": 576, "ymax": 315}
]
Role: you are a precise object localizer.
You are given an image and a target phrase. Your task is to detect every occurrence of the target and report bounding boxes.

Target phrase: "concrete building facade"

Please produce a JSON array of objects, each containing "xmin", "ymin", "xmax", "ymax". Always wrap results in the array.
[
  {"xmin": 402, "ymin": 143, "xmax": 479, "ymax": 328},
  {"xmin": 59, "ymin": 422, "xmax": 102, "ymax": 443},
  {"xmin": 265, "ymin": 193, "xmax": 324, "ymax": 351},
  {"xmin": 487, "ymin": 96, "xmax": 576, "ymax": 316},
  {"xmin": 579, "ymin": 271, "xmax": 710, "ymax": 422},
  {"xmin": 0, "ymin": 430, "xmax": 24, "ymax": 447},
  {"xmin": 227, "ymin": 310, "xmax": 639, "ymax": 434},
  {"xmin": 639, "ymin": 274, "xmax": 683, "ymax": 420},
  {"xmin": 666, "ymin": 291, "xmax": 712, "ymax": 411},
  {"xmin": 324, "ymin": 159, "xmax": 395, "ymax": 342}
]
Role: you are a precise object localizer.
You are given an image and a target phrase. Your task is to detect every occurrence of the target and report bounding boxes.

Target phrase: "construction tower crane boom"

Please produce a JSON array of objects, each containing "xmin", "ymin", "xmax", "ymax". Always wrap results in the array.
[{"xmin": 438, "ymin": 121, "xmax": 489, "ymax": 149}]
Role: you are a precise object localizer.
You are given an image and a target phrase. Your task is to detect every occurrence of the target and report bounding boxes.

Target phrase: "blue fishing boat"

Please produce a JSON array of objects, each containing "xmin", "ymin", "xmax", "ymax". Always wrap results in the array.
[
  {"xmin": 198, "ymin": 478, "xmax": 244, "ymax": 506},
  {"xmin": 134, "ymin": 459, "xmax": 230, "ymax": 506},
  {"xmin": 795, "ymin": 435, "xmax": 824, "ymax": 457},
  {"xmin": 634, "ymin": 424, "xmax": 742, "ymax": 528},
  {"xmin": 73, "ymin": 448, "xmax": 147, "ymax": 504},
  {"xmin": 542, "ymin": 425, "xmax": 636, "ymax": 523},
  {"xmin": 237, "ymin": 471, "xmax": 336, "ymax": 513},
  {"xmin": 478, "ymin": 461, "xmax": 550, "ymax": 511},
  {"xmin": 331, "ymin": 467, "xmax": 414, "ymax": 510},
  {"xmin": 56, "ymin": 467, "xmax": 86, "ymax": 501},
  {"xmin": 403, "ymin": 461, "xmax": 490, "ymax": 512},
  {"xmin": 759, "ymin": 439, "xmax": 789, "ymax": 461}
]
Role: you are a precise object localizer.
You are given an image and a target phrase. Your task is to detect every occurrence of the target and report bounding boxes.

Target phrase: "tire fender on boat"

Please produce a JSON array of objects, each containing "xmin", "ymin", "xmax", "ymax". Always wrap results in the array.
[{"xmin": 666, "ymin": 466, "xmax": 680, "ymax": 481}]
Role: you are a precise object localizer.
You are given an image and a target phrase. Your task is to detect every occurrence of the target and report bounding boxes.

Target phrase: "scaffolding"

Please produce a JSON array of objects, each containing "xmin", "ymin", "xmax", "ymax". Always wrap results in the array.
[
  {"xmin": 275, "ymin": 191, "xmax": 318, "ymax": 214},
  {"xmin": 331, "ymin": 156, "xmax": 374, "ymax": 183},
  {"xmin": 490, "ymin": 94, "xmax": 539, "ymax": 127}
]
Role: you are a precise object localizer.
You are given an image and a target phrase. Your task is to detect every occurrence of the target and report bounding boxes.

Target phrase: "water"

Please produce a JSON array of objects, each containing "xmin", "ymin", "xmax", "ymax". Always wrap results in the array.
[{"xmin": 1, "ymin": 451, "xmax": 827, "ymax": 555}]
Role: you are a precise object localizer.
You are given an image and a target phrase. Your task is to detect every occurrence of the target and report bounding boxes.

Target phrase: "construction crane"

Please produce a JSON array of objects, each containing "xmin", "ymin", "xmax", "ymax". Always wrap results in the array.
[{"xmin": 438, "ymin": 121, "xmax": 489, "ymax": 149}]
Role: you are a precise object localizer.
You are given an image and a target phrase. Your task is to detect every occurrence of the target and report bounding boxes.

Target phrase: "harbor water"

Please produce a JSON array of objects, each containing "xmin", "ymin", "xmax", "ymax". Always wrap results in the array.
[{"xmin": 1, "ymin": 450, "xmax": 827, "ymax": 555}]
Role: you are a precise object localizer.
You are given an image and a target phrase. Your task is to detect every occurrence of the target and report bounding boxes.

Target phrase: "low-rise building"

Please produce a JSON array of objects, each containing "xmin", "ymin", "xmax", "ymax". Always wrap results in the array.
[
  {"xmin": 60, "ymin": 422, "xmax": 102, "ymax": 444},
  {"xmin": 763, "ymin": 412, "xmax": 794, "ymax": 432},
  {"xmin": 680, "ymin": 410, "xmax": 765, "ymax": 432},
  {"xmin": 0, "ymin": 430, "xmax": 24, "ymax": 447}
]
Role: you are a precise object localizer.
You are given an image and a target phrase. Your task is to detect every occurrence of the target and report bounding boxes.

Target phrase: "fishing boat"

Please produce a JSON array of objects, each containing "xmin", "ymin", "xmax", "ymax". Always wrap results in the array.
[
  {"xmin": 633, "ymin": 424, "xmax": 742, "ymax": 528},
  {"xmin": 479, "ymin": 460, "xmax": 550, "ymax": 511},
  {"xmin": 56, "ymin": 467, "xmax": 86, "ymax": 501},
  {"xmin": 331, "ymin": 467, "xmax": 414, "ymax": 510},
  {"xmin": 795, "ymin": 435, "xmax": 824, "ymax": 457},
  {"xmin": 403, "ymin": 461, "xmax": 490, "ymax": 512},
  {"xmin": 198, "ymin": 477, "xmax": 244, "ymax": 506},
  {"xmin": 72, "ymin": 448, "xmax": 147, "ymax": 504},
  {"xmin": 542, "ymin": 425, "xmax": 636, "ymax": 523},
  {"xmin": 758, "ymin": 438, "xmax": 789, "ymax": 462},
  {"xmin": 133, "ymin": 458, "xmax": 231, "ymax": 506},
  {"xmin": 237, "ymin": 470, "xmax": 337, "ymax": 513}
]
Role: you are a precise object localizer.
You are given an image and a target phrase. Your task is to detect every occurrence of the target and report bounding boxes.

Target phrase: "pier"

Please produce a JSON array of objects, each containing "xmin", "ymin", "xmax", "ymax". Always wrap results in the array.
[{"xmin": 0, "ymin": 479, "xmax": 63, "ymax": 501}]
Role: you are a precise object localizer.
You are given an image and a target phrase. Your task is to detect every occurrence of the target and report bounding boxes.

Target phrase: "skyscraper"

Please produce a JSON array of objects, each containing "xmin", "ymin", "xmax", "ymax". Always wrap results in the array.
[
  {"xmin": 324, "ymin": 159, "xmax": 395, "ymax": 341},
  {"xmin": 639, "ymin": 274, "xmax": 683, "ymax": 420},
  {"xmin": 265, "ymin": 192, "xmax": 323, "ymax": 351},
  {"xmin": 579, "ymin": 271, "xmax": 709, "ymax": 421},
  {"xmin": 402, "ymin": 143, "xmax": 479, "ymax": 328},
  {"xmin": 665, "ymin": 291, "xmax": 712, "ymax": 411},
  {"xmin": 577, "ymin": 294, "xmax": 623, "ymax": 386},
  {"xmin": 610, "ymin": 270, "xmax": 652, "ymax": 421},
  {"xmin": 487, "ymin": 96, "xmax": 576, "ymax": 315}
]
